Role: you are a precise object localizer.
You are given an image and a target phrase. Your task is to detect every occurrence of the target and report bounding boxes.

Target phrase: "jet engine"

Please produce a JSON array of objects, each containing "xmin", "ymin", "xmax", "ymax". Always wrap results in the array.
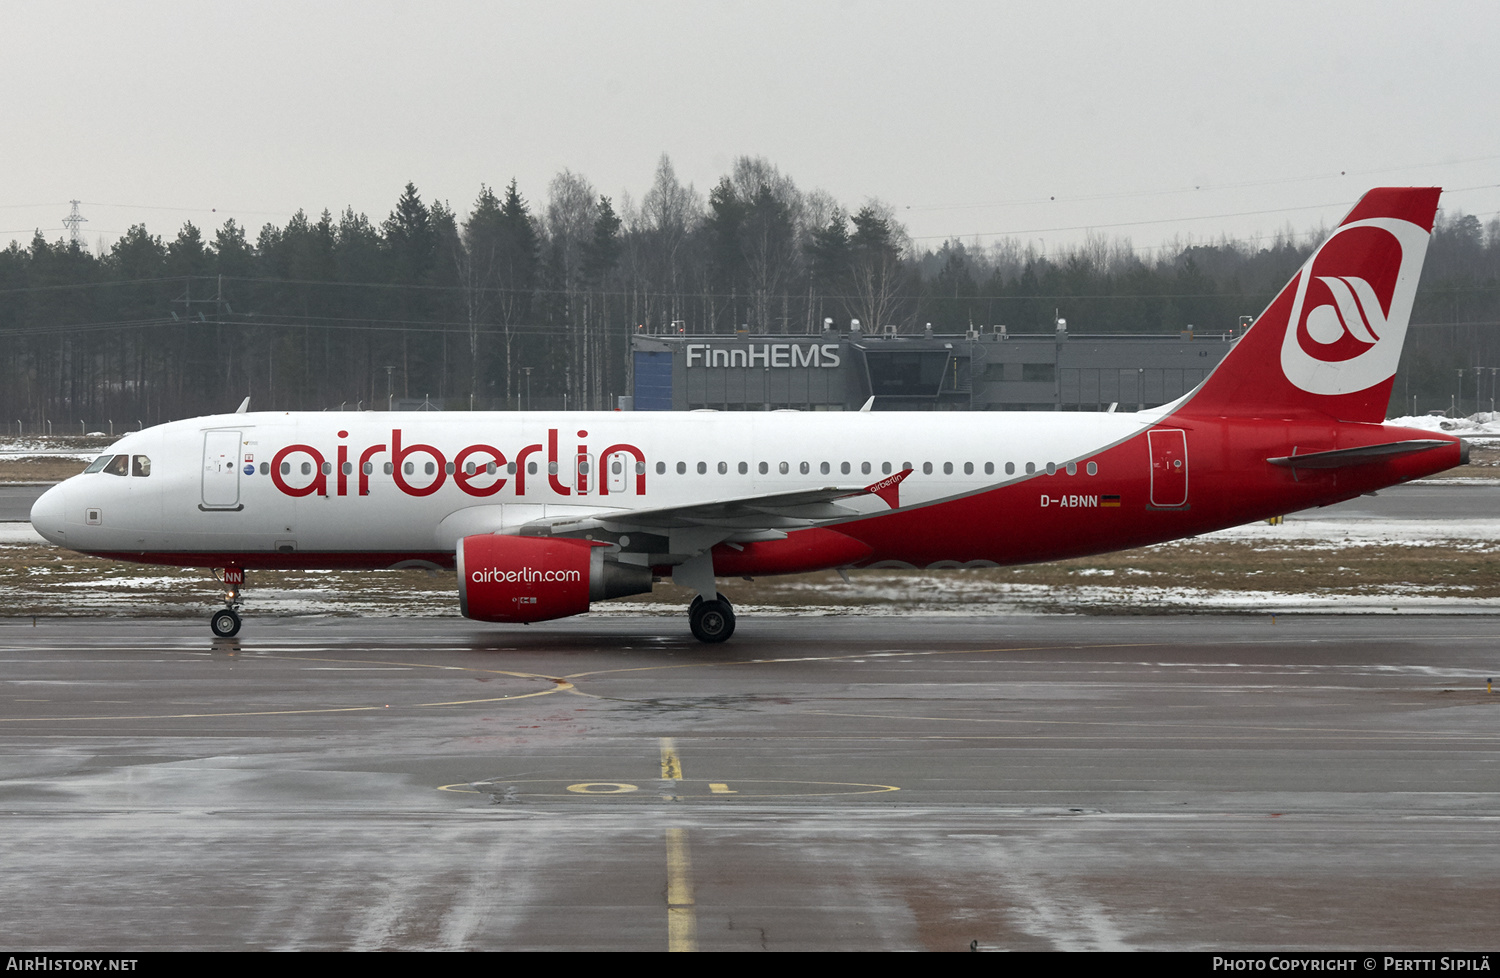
[{"xmin": 456, "ymin": 534, "xmax": 653, "ymax": 623}]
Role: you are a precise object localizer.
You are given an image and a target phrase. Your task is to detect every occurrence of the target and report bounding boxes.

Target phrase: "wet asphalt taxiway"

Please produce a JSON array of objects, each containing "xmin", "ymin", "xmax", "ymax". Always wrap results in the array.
[{"xmin": 0, "ymin": 614, "xmax": 1497, "ymax": 950}]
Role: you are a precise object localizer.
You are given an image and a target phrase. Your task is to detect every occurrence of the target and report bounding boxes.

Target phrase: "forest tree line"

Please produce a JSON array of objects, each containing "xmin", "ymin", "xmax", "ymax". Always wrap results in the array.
[{"xmin": 4, "ymin": 154, "xmax": 1500, "ymax": 429}]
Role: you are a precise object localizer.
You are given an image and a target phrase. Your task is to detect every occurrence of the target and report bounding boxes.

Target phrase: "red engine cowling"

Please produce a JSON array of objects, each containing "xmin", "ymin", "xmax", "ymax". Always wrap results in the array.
[{"xmin": 456, "ymin": 535, "xmax": 652, "ymax": 623}]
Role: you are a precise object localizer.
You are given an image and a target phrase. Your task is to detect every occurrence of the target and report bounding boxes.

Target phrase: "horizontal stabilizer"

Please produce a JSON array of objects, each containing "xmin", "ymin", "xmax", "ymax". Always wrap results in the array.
[{"xmin": 1267, "ymin": 439, "xmax": 1450, "ymax": 470}]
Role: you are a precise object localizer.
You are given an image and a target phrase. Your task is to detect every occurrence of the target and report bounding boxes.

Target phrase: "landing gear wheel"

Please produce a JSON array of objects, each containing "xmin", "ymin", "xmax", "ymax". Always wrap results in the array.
[
  {"xmin": 689, "ymin": 597, "xmax": 735, "ymax": 643},
  {"xmin": 210, "ymin": 607, "xmax": 242, "ymax": 638}
]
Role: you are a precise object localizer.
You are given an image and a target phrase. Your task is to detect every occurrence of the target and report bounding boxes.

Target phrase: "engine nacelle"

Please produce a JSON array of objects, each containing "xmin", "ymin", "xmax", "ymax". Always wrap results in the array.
[{"xmin": 456, "ymin": 534, "xmax": 653, "ymax": 623}]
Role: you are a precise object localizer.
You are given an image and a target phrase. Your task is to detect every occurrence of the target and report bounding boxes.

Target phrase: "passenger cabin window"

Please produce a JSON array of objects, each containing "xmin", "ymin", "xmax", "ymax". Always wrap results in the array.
[{"xmin": 1086, "ymin": 462, "xmax": 1097, "ymax": 476}]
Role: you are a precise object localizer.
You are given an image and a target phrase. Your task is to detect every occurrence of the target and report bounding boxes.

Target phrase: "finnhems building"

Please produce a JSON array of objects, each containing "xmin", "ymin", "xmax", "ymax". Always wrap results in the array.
[{"xmin": 630, "ymin": 322, "xmax": 1238, "ymax": 412}]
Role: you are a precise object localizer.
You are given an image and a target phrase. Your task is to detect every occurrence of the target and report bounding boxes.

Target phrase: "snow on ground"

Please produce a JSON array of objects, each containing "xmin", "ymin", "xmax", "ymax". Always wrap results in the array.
[{"xmin": 1387, "ymin": 413, "xmax": 1500, "ymax": 440}]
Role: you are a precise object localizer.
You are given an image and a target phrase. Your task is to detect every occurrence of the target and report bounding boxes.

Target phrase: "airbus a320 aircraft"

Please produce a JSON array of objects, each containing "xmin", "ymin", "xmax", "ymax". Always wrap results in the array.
[{"xmin": 30, "ymin": 188, "xmax": 1465, "ymax": 641}]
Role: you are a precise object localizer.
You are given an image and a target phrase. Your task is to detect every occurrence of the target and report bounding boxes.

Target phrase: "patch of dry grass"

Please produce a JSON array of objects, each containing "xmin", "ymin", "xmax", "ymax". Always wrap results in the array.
[
  {"xmin": 5, "ymin": 534, "xmax": 1497, "ymax": 619},
  {"xmin": 0, "ymin": 458, "xmax": 91, "ymax": 482}
]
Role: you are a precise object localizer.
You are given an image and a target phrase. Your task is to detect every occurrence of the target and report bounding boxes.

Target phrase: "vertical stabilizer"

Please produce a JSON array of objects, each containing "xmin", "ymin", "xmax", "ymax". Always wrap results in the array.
[{"xmin": 1178, "ymin": 187, "xmax": 1440, "ymax": 423}]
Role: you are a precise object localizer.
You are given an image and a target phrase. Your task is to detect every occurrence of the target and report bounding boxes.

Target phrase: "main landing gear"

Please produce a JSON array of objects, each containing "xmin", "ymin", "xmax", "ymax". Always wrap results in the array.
[
  {"xmin": 689, "ymin": 593, "xmax": 735, "ymax": 643},
  {"xmin": 209, "ymin": 566, "xmax": 244, "ymax": 638}
]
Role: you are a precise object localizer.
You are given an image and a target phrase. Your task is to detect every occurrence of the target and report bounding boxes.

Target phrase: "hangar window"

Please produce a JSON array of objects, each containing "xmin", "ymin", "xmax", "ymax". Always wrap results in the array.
[
  {"xmin": 677, "ymin": 462, "xmax": 687, "ymax": 475},
  {"xmin": 1086, "ymin": 461, "xmax": 1097, "ymax": 476}
]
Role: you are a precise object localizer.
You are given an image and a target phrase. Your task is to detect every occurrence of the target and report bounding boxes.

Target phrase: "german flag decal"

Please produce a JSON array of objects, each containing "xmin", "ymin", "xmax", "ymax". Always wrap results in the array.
[{"xmin": 1101, "ymin": 495, "xmax": 1121, "ymax": 507}]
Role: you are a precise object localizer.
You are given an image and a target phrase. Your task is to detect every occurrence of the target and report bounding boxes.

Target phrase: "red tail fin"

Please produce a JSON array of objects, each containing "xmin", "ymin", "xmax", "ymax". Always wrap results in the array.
[{"xmin": 1178, "ymin": 187, "xmax": 1440, "ymax": 423}]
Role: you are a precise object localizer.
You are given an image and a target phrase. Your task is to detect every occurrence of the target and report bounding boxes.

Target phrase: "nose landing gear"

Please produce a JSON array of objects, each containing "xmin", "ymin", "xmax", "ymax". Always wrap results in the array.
[{"xmin": 210, "ymin": 566, "xmax": 244, "ymax": 637}]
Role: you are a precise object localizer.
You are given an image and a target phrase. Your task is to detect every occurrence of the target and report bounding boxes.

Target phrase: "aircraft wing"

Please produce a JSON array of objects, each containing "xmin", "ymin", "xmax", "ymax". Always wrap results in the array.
[{"xmin": 524, "ymin": 469, "xmax": 915, "ymax": 541}]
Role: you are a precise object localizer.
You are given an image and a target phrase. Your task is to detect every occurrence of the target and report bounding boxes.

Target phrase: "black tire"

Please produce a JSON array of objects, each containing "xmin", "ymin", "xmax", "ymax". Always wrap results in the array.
[
  {"xmin": 689, "ymin": 598, "xmax": 735, "ymax": 643},
  {"xmin": 210, "ymin": 608, "xmax": 242, "ymax": 638}
]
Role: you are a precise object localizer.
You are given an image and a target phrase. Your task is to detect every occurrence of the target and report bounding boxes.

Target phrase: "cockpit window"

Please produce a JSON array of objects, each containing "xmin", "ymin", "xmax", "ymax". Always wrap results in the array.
[
  {"xmin": 103, "ymin": 454, "xmax": 129, "ymax": 477},
  {"xmin": 132, "ymin": 455, "xmax": 151, "ymax": 477},
  {"xmin": 84, "ymin": 455, "xmax": 111, "ymax": 474}
]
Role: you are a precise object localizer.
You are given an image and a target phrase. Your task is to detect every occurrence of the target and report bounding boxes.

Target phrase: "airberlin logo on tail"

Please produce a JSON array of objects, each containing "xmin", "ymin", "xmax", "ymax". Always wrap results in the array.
[{"xmin": 1279, "ymin": 217, "xmax": 1431, "ymax": 396}]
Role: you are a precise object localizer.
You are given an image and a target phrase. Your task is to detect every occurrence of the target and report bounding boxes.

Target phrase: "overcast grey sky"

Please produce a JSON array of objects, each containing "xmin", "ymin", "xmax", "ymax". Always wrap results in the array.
[{"xmin": 5, "ymin": 0, "xmax": 1499, "ymax": 258}]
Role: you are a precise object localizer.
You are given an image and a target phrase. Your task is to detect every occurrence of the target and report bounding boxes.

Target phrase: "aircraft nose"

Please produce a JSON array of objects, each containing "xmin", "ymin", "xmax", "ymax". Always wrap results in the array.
[{"xmin": 29, "ymin": 483, "xmax": 68, "ymax": 546}]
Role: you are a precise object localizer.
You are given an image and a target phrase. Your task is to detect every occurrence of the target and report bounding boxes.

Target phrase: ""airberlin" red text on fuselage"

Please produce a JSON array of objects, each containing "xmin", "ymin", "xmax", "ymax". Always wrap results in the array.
[{"xmin": 269, "ymin": 428, "xmax": 646, "ymax": 499}]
